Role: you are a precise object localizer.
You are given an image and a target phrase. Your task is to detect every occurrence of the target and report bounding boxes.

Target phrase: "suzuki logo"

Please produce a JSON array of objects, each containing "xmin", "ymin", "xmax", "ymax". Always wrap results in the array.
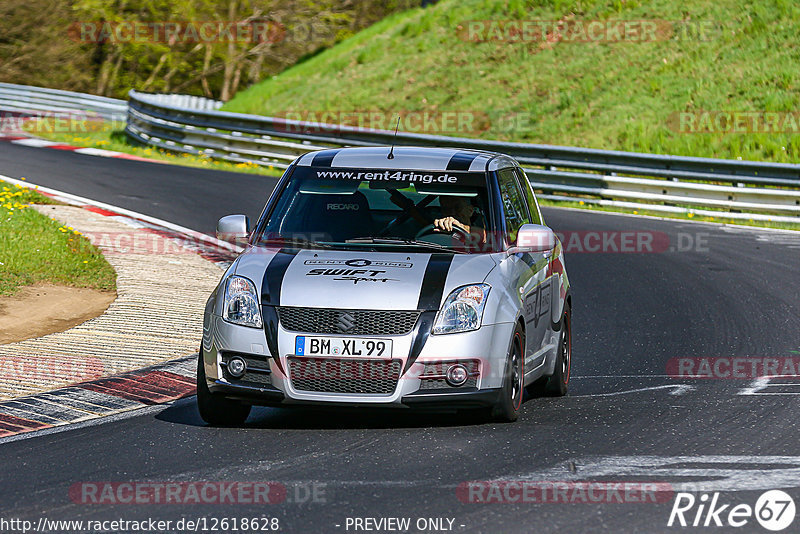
[{"xmin": 337, "ymin": 312, "xmax": 356, "ymax": 333}]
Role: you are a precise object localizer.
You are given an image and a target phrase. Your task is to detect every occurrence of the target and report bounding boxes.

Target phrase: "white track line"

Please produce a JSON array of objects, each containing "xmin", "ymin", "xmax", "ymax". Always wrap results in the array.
[
  {"xmin": 73, "ymin": 147, "xmax": 124, "ymax": 157},
  {"xmin": 9, "ymin": 138, "xmax": 60, "ymax": 147}
]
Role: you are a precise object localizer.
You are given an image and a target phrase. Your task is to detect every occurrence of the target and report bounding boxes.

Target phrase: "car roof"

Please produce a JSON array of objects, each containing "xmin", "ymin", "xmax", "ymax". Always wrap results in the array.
[{"xmin": 294, "ymin": 146, "xmax": 519, "ymax": 173}]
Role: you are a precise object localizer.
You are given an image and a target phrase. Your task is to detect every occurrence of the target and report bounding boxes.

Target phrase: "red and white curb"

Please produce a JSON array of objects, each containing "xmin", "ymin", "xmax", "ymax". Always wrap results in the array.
[
  {"xmin": 0, "ymin": 174, "xmax": 243, "ymax": 437},
  {"xmin": 0, "ymin": 133, "xmax": 167, "ymax": 163},
  {"xmin": 0, "ymin": 356, "xmax": 196, "ymax": 439}
]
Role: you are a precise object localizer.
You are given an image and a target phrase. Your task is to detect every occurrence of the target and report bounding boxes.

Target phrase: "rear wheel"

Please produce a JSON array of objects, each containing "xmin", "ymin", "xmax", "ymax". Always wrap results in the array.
[
  {"xmin": 528, "ymin": 305, "xmax": 571, "ymax": 397},
  {"xmin": 196, "ymin": 353, "xmax": 251, "ymax": 426},
  {"xmin": 491, "ymin": 323, "xmax": 525, "ymax": 422}
]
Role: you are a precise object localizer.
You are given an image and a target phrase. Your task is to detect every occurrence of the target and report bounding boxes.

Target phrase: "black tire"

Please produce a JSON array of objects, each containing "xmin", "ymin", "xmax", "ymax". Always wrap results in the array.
[
  {"xmin": 196, "ymin": 353, "xmax": 251, "ymax": 426},
  {"xmin": 527, "ymin": 305, "xmax": 571, "ymax": 397},
  {"xmin": 491, "ymin": 323, "xmax": 525, "ymax": 422}
]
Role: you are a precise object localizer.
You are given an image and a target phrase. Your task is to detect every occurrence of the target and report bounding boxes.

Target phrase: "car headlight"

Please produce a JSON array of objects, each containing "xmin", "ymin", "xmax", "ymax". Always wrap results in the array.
[
  {"xmin": 432, "ymin": 284, "xmax": 490, "ymax": 334},
  {"xmin": 223, "ymin": 276, "xmax": 263, "ymax": 328}
]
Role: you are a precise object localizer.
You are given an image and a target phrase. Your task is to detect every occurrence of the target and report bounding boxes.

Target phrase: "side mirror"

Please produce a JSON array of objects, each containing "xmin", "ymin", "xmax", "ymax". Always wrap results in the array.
[
  {"xmin": 512, "ymin": 224, "xmax": 555, "ymax": 253},
  {"xmin": 216, "ymin": 214, "xmax": 249, "ymax": 245}
]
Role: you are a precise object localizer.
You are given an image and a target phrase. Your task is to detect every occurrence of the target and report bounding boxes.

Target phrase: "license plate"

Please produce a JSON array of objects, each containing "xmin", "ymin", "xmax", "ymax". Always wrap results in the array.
[{"xmin": 295, "ymin": 336, "xmax": 392, "ymax": 358}]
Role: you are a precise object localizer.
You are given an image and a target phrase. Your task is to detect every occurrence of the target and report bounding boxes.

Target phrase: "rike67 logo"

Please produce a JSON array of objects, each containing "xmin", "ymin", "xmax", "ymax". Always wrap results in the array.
[{"xmin": 668, "ymin": 490, "xmax": 796, "ymax": 531}]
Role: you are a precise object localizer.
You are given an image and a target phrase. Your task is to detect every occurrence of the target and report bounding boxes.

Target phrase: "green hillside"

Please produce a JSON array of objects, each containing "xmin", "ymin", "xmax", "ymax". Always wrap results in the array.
[{"xmin": 223, "ymin": 0, "xmax": 800, "ymax": 163}]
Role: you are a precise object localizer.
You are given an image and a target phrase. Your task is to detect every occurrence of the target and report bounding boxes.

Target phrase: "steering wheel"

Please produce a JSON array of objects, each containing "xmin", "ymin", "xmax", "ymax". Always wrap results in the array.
[{"xmin": 415, "ymin": 223, "xmax": 469, "ymax": 241}]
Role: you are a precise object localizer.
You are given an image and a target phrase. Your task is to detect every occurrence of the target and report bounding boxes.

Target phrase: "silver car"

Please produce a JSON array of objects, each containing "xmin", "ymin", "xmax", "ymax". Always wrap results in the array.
[{"xmin": 198, "ymin": 146, "xmax": 571, "ymax": 425}]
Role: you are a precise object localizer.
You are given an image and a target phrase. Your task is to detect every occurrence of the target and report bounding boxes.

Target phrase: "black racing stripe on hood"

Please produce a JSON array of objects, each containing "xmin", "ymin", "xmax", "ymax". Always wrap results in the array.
[
  {"xmin": 310, "ymin": 149, "xmax": 342, "ymax": 167},
  {"xmin": 417, "ymin": 254, "xmax": 454, "ymax": 310},
  {"xmin": 446, "ymin": 152, "xmax": 480, "ymax": 171},
  {"xmin": 261, "ymin": 249, "xmax": 297, "ymax": 369},
  {"xmin": 261, "ymin": 249, "xmax": 297, "ymax": 305}
]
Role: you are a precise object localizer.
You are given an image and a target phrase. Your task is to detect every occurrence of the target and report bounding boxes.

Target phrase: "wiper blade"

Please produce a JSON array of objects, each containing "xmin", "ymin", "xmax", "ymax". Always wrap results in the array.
[
  {"xmin": 259, "ymin": 237, "xmax": 332, "ymax": 249},
  {"xmin": 345, "ymin": 236, "xmax": 464, "ymax": 253}
]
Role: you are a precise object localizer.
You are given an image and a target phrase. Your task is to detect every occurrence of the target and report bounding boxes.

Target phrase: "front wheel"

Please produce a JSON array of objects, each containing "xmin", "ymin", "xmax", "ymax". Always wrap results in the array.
[
  {"xmin": 491, "ymin": 323, "xmax": 525, "ymax": 422},
  {"xmin": 528, "ymin": 305, "xmax": 571, "ymax": 397},
  {"xmin": 196, "ymin": 353, "xmax": 251, "ymax": 426}
]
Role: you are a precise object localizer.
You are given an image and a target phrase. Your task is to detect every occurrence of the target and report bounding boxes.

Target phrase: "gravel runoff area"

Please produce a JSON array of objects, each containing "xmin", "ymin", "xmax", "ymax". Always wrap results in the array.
[{"xmin": 0, "ymin": 205, "xmax": 223, "ymax": 400}]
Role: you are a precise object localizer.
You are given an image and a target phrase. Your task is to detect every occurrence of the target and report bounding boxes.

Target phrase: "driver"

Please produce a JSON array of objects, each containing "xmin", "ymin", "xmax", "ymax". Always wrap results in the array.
[{"xmin": 433, "ymin": 195, "xmax": 485, "ymax": 240}]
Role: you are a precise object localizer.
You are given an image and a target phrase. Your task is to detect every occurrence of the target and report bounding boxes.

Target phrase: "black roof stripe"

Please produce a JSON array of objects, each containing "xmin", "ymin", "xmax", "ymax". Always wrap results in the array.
[
  {"xmin": 446, "ymin": 151, "xmax": 480, "ymax": 171},
  {"xmin": 311, "ymin": 148, "xmax": 343, "ymax": 167}
]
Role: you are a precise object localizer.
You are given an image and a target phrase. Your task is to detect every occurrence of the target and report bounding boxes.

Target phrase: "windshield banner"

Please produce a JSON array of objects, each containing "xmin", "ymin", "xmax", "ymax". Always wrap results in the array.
[{"xmin": 293, "ymin": 166, "xmax": 487, "ymax": 187}]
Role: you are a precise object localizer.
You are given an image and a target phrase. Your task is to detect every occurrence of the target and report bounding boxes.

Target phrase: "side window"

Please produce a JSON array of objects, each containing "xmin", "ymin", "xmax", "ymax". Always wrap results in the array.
[
  {"xmin": 498, "ymin": 168, "xmax": 531, "ymax": 243},
  {"xmin": 515, "ymin": 168, "xmax": 543, "ymax": 225}
]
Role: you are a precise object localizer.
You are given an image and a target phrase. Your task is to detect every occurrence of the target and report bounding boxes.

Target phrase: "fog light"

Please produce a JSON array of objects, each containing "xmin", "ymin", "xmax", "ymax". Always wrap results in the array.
[
  {"xmin": 227, "ymin": 356, "xmax": 247, "ymax": 378},
  {"xmin": 445, "ymin": 364, "xmax": 469, "ymax": 387}
]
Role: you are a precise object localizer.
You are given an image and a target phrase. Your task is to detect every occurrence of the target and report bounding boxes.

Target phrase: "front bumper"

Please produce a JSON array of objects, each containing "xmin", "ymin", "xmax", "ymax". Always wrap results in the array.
[
  {"xmin": 202, "ymin": 313, "xmax": 514, "ymax": 408},
  {"xmin": 208, "ymin": 380, "xmax": 502, "ymax": 410}
]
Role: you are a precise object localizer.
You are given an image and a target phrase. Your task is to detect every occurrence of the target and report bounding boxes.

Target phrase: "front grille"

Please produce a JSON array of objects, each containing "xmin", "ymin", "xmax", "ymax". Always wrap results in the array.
[
  {"xmin": 278, "ymin": 307, "xmax": 420, "ymax": 336},
  {"xmin": 419, "ymin": 360, "xmax": 480, "ymax": 390},
  {"xmin": 288, "ymin": 357, "xmax": 401, "ymax": 394},
  {"xmin": 222, "ymin": 353, "xmax": 272, "ymax": 387},
  {"xmin": 234, "ymin": 371, "xmax": 272, "ymax": 386}
]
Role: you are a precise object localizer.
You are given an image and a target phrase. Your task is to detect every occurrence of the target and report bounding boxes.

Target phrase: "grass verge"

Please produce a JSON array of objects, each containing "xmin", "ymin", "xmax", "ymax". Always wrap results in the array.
[{"xmin": 0, "ymin": 182, "xmax": 117, "ymax": 296}]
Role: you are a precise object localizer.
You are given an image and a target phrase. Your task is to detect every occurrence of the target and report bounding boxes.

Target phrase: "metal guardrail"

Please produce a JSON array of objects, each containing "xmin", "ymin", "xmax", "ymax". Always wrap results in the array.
[
  {"xmin": 125, "ymin": 89, "xmax": 800, "ymax": 224},
  {"xmin": 0, "ymin": 83, "xmax": 798, "ymax": 224},
  {"xmin": 0, "ymin": 83, "xmax": 127, "ymax": 123}
]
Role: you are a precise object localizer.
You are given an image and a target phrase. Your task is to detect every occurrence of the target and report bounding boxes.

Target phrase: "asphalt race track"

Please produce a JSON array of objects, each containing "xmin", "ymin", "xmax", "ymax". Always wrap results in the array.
[
  {"xmin": 0, "ymin": 142, "xmax": 278, "ymax": 235},
  {"xmin": 1, "ymin": 142, "xmax": 799, "ymax": 533}
]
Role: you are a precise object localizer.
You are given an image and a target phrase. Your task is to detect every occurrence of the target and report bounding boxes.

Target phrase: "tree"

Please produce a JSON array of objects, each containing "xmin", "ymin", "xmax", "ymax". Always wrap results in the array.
[{"xmin": 0, "ymin": 0, "xmax": 420, "ymax": 100}]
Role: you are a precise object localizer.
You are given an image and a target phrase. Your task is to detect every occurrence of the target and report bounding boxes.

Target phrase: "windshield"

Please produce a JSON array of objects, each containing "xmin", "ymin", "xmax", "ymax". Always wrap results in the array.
[{"xmin": 254, "ymin": 166, "xmax": 495, "ymax": 252}]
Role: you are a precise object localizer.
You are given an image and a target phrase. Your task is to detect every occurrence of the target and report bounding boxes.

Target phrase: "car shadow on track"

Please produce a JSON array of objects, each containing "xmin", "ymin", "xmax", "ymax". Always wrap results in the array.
[{"xmin": 155, "ymin": 396, "xmax": 526, "ymax": 429}]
